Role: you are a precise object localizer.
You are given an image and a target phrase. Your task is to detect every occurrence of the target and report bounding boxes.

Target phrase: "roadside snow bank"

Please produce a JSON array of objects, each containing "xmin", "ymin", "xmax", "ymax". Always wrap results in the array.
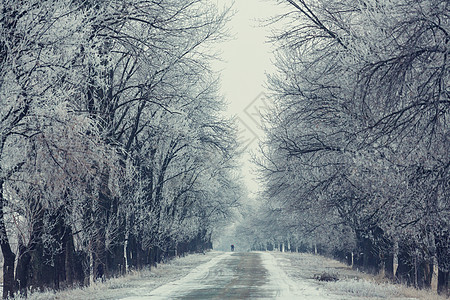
[
  {"xmin": 16, "ymin": 251, "xmax": 224, "ymax": 300},
  {"xmin": 125, "ymin": 251, "xmax": 231, "ymax": 299},
  {"xmin": 270, "ymin": 251, "xmax": 420, "ymax": 300},
  {"xmin": 325, "ymin": 278, "xmax": 401, "ymax": 298},
  {"xmin": 260, "ymin": 251, "xmax": 333, "ymax": 299}
]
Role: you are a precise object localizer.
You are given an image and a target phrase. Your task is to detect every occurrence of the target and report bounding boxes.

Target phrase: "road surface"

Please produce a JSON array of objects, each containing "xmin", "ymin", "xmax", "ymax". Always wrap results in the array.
[{"xmin": 124, "ymin": 252, "xmax": 328, "ymax": 299}]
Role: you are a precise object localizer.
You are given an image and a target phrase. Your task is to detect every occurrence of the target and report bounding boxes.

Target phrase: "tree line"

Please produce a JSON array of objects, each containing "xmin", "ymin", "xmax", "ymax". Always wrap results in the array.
[
  {"xmin": 249, "ymin": 0, "xmax": 448, "ymax": 295},
  {"xmin": 0, "ymin": 0, "xmax": 240, "ymax": 298}
]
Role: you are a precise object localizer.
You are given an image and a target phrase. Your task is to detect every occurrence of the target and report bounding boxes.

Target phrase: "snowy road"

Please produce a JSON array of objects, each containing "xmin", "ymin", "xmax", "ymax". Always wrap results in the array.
[
  {"xmin": 123, "ymin": 252, "xmax": 330, "ymax": 299},
  {"xmin": 23, "ymin": 250, "xmax": 427, "ymax": 299}
]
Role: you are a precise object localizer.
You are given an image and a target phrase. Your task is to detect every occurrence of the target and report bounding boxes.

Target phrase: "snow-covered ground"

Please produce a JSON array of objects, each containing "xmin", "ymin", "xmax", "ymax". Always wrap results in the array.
[
  {"xmin": 268, "ymin": 251, "xmax": 446, "ymax": 300},
  {"xmin": 16, "ymin": 252, "xmax": 224, "ymax": 300},
  {"xmin": 18, "ymin": 251, "xmax": 445, "ymax": 300},
  {"xmin": 268, "ymin": 252, "xmax": 411, "ymax": 300},
  {"xmin": 122, "ymin": 252, "xmax": 233, "ymax": 299},
  {"xmin": 260, "ymin": 251, "xmax": 331, "ymax": 299}
]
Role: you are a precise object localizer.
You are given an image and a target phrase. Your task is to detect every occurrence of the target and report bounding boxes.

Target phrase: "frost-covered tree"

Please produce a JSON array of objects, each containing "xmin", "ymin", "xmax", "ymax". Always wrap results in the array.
[
  {"xmin": 258, "ymin": 0, "xmax": 448, "ymax": 293},
  {"xmin": 0, "ymin": 0, "xmax": 98, "ymax": 296},
  {"xmin": 0, "ymin": 0, "xmax": 239, "ymax": 297}
]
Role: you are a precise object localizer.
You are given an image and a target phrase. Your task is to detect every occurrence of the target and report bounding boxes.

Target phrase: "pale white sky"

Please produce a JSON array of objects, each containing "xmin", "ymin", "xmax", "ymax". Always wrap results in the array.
[{"xmin": 213, "ymin": 0, "xmax": 284, "ymax": 195}]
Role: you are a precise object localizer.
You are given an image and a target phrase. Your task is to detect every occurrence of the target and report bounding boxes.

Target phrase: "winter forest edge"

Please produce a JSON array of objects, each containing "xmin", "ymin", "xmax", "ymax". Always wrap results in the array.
[
  {"xmin": 0, "ymin": 0, "xmax": 241, "ymax": 298},
  {"xmin": 0, "ymin": 0, "xmax": 448, "ymax": 299},
  {"xmin": 239, "ymin": 0, "xmax": 449, "ymax": 296}
]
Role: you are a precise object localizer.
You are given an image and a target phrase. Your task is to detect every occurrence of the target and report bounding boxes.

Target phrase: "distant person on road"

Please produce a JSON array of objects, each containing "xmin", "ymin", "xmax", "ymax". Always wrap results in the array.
[{"xmin": 231, "ymin": 244, "xmax": 235, "ymax": 252}]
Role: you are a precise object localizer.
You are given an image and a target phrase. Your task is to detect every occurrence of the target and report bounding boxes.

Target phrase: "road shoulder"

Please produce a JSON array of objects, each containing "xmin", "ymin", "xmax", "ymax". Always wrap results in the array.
[
  {"xmin": 22, "ymin": 251, "xmax": 225, "ymax": 300},
  {"xmin": 270, "ymin": 251, "xmax": 445, "ymax": 300},
  {"xmin": 259, "ymin": 251, "xmax": 333, "ymax": 299}
]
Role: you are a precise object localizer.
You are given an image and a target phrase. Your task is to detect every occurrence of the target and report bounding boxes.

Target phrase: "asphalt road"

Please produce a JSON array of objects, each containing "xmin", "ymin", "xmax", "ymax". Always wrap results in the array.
[
  {"xmin": 141, "ymin": 252, "xmax": 282, "ymax": 299},
  {"xmin": 175, "ymin": 252, "xmax": 273, "ymax": 299}
]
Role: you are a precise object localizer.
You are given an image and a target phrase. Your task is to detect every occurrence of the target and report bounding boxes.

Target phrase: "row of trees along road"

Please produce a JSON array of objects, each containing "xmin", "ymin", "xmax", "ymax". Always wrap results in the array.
[
  {"xmin": 251, "ymin": 0, "xmax": 449, "ymax": 295},
  {"xmin": 0, "ymin": 0, "xmax": 241, "ymax": 298}
]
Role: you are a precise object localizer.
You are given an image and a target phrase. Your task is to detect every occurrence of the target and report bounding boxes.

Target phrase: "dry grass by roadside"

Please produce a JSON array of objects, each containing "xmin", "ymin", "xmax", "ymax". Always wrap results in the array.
[
  {"xmin": 272, "ymin": 251, "xmax": 448, "ymax": 300},
  {"xmin": 8, "ymin": 251, "xmax": 222, "ymax": 300},
  {"xmin": 398, "ymin": 286, "xmax": 449, "ymax": 300}
]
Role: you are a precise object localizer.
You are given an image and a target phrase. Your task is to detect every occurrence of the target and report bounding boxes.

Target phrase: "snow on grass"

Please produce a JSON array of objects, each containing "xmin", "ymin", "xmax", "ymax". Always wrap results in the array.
[
  {"xmin": 260, "ymin": 251, "xmax": 333, "ymax": 299},
  {"xmin": 325, "ymin": 278, "xmax": 401, "ymax": 298},
  {"xmin": 8, "ymin": 251, "xmax": 447, "ymax": 300},
  {"xmin": 13, "ymin": 251, "xmax": 223, "ymax": 300},
  {"xmin": 270, "ymin": 251, "xmax": 422, "ymax": 300},
  {"xmin": 125, "ymin": 252, "xmax": 232, "ymax": 299}
]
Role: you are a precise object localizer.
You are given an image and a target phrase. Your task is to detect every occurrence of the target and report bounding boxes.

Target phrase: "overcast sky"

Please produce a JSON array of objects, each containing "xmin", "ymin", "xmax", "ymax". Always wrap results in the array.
[{"xmin": 213, "ymin": 0, "xmax": 284, "ymax": 195}]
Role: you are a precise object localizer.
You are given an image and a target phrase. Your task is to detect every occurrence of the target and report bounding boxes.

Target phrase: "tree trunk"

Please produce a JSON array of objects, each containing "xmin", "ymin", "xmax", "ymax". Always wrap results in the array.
[
  {"xmin": 431, "ymin": 256, "xmax": 438, "ymax": 293},
  {"xmin": 63, "ymin": 226, "xmax": 75, "ymax": 287},
  {"xmin": 414, "ymin": 251, "xmax": 419, "ymax": 288},
  {"xmin": 0, "ymin": 180, "xmax": 16, "ymax": 299},
  {"xmin": 124, "ymin": 228, "xmax": 129, "ymax": 274},
  {"xmin": 2, "ymin": 252, "xmax": 15, "ymax": 299},
  {"xmin": 89, "ymin": 242, "xmax": 94, "ymax": 285},
  {"xmin": 393, "ymin": 240, "xmax": 399, "ymax": 279},
  {"xmin": 15, "ymin": 238, "xmax": 31, "ymax": 296},
  {"xmin": 379, "ymin": 260, "xmax": 385, "ymax": 278},
  {"xmin": 1, "ymin": 245, "xmax": 15, "ymax": 299}
]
